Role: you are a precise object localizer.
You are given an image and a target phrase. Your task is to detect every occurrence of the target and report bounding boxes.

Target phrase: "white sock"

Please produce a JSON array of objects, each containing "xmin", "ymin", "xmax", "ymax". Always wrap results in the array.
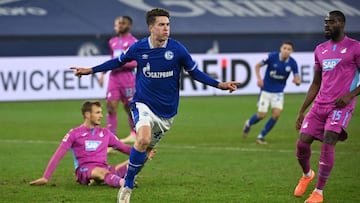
[
  {"xmin": 304, "ymin": 170, "xmax": 312, "ymax": 177},
  {"xmin": 314, "ymin": 188, "xmax": 323, "ymax": 195}
]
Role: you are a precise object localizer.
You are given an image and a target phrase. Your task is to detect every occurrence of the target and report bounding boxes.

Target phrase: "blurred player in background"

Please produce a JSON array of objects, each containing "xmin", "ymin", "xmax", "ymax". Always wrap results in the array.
[
  {"xmin": 99, "ymin": 16, "xmax": 138, "ymax": 144},
  {"xmin": 294, "ymin": 10, "xmax": 360, "ymax": 203},
  {"xmin": 71, "ymin": 8, "xmax": 239, "ymax": 203},
  {"xmin": 243, "ymin": 41, "xmax": 300, "ymax": 144},
  {"xmin": 30, "ymin": 101, "xmax": 133, "ymax": 188}
]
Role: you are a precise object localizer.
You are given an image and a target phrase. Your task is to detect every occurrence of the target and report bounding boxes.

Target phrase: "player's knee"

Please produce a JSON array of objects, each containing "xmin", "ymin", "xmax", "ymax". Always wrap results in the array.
[
  {"xmin": 299, "ymin": 134, "xmax": 314, "ymax": 144},
  {"xmin": 257, "ymin": 112, "xmax": 266, "ymax": 119},
  {"xmin": 135, "ymin": 137, "xmax": 150, "ymax": 150},
  {"xmin": 323, "ymin": 131, "xmax": 339, "ymax": 145},
  {"xmin": 271, "ymin": 109, "xmax": 282, "ymax": 119},
  {"xmin": 272, "ymin": 114, "xmax": 280, "ymax": 120},
  {"xmin": 106, "ymin": 104, "xmax": 117, "ymax": 114},
  {"xmin": 92, "ymin": 168, "xmax": 110, "ymax": 180}
]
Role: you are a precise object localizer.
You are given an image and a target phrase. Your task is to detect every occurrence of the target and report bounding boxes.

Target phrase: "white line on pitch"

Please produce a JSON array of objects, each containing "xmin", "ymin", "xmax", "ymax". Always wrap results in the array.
[{"xmin": 1, "ymin": 139, "xmax": 359, "ymax": 155}]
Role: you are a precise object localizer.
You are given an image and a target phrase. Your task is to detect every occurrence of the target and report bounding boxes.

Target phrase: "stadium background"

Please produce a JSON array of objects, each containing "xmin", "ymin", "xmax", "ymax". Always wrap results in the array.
[
  {"xmin": 1, "ymin": 0, "xmax": 360, "ymax": 102},
  {"xmin": 1, "ymin": 0, "xmax": 359, "ymax": 56}
]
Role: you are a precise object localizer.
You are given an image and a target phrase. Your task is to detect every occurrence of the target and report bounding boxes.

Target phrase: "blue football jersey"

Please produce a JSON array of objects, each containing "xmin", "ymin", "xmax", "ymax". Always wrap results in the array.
[
  {"xmin": 119, "ymin": 37, "xmax": 197, "ymax": 118},
  {"xmin": 261, "ymin": 52, "xmax": 299, "ymax": 93}
]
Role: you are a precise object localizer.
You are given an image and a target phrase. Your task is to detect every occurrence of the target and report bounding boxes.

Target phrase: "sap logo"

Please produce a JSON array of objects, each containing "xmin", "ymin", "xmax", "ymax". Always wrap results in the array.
[
  {"xmin": 85, "ymin": 140, "xmax": 102, "ymax": 151},
  {"xmin": 322, "ymin": 59, "xmax": 341, "ymax": 71}
]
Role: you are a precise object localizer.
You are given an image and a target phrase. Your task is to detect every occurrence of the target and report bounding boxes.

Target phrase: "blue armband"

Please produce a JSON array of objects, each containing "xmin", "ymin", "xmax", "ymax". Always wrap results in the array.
[
  {"xmin": 188, "ymin": 68, "xmax": 219, "ymax": 88},
  {"xmin": 92, "ymin": 58, "xmax": 123, "ymax": 73}
]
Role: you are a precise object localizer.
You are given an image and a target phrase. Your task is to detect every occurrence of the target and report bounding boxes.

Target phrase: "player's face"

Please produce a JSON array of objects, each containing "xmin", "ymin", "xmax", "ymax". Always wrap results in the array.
[
  {"xmin": 324, "ymin": 14, "xmax": 343, "ymax": 40},
  {"xmin": 149, "ymin": 16, "xmax": 170, "ymax": 42},
  {"xmin": 279, "ymin": 44, "xmax": 293, "ymax": 60},
  {"xmin": 89, "ymin": 105, "xmax": 103, "ymax": 126},
  {"xmin": 114, "ymin": 17, "xmax": 131, "ymax": 35}
]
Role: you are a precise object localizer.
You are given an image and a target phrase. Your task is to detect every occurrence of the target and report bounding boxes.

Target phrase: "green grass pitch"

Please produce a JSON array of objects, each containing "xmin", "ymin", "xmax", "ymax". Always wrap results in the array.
[{"xmin": 0, "ymin": 94, "xmax": 359, "ymax": 203}]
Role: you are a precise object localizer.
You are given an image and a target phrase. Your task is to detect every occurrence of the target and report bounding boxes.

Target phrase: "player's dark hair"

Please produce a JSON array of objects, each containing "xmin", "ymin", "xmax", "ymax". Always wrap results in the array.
[
  {"xmin": 117, "ymin": 16, "xmax": 133, "ymax": 25},
  {"xmin": 329, "ymin": 10, "xmax": 346, "ymax": 23},
  {"xmin": 282, "ymin": 40, "xmax": 294, "ymax": 50},
  {"xmin": 146, "ymin": 8, "xmax": 170, "ymax": 26},
  {"xmin": 81, "ymin": 101, "xmax": 101, "ymax": 116}
]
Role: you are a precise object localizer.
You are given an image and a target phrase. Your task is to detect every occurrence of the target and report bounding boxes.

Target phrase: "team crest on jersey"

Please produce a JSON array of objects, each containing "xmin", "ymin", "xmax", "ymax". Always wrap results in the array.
[
  {"xmin": 340, "ymin": 48, "xmax": 347, "ymax": 54},
  {"xmin": 99, "ymin": 131, "xmax": 104, "ymax": 137},
  {"xmin": 323, "ymin": 58, "xmax": 341, "ymax": 71},
  {"xmin": 285, "ymin": 66, "xmax": 291, "ymax": 72},
  {"xmin": 164, "ymin": 51, "xmax": 174, "ymax": 60},
  {"xmin": 85, "ymin": 140, "xmax": 102, "ymax": 151}
]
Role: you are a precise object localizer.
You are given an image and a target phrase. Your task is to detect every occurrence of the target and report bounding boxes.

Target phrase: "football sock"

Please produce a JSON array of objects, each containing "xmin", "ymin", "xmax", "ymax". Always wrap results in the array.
[
  {"xmin": 107, "ymin": 113, "xmax": 118, "ymax": 135},
  {"xmin": 260, "ymin": 118, "xmax": 277, "ymax": 137},
  {"xmin": 314, "ymin": 188, "xmax": 323, "ymax": 195},
  {"xmin": 249, "ymin": 114, "xmax": 260, "ymax": 125},
  {"xmin": 304, "ymin": 170, "xmax": 312, "ymax": 177},
  {"xmin": 104, "ymin": 173, "xmax": 122, "ymax": 187},
  {"xmin": 296, "ymin": 140, "xmax": 311, "ymax": 175},
  {"xmin": 316, "ymin": 143, "xmax": 334, "ymax": 190},
  {"xmin": 124, "ymin": 147, "xmax": 147, "ymax": 189}
]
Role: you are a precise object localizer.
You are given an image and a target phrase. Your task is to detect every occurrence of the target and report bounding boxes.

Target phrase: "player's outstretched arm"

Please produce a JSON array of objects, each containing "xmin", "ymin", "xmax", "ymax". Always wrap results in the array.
[
  {"xmin": 188, "ymin": 68, "xmax": 239, "ymax": 93},
  {"xmin": 70, "ymin": 58, "xmax": 125, "ymax": 77},
  {"xmin": 217, "ymin": 81, "xmax": 240, "ymax": 93},
  {"xmin": 70, "ymin": 67, "xmax": 93, "ymax": 77},
  {"xmin": 29, "ymin": 146, "xmax": 69, "ymax": 186},
  {"xmin": 29, "ymin": 177, "xmax": 49, "ymax": 186}
]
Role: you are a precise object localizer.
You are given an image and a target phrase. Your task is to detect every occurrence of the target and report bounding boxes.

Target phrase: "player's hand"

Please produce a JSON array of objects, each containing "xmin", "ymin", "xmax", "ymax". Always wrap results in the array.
[
  {"xmin": 70, "ymin": 67, "xmax": 93, "ymax": 77},
  {"xmin": 334, "ymin": 94, "xmax": 352, "ymax": 108},
  {"xmin": 218, "ymin": 81, "xmax": 240, "ymax": 93},
  {"xmin": 98, "ymin": 73, "xmax": 105, "ymax": 87},
  {"xmin": 257, "ymin": 79, "xmax": 264, "ymax": 88},
  {"xmin": 292, "ymin": 78, "xmax": 301, "ymax": 86},
  {"xmin": 295, "ymin": 113, "xmax": 305, "ymax": 131},
  {"xmin": 30, "ymin": 177, "xmax": 48, "ymax": 186},
  {"xmin": 147, "ymin": 148, "xmax": 157, "ymax": 160}
]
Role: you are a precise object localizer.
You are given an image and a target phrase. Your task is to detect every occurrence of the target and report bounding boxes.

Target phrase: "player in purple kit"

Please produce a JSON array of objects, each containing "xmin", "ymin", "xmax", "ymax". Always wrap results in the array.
[
  {"xmin": 30, "ymin": 101, "xmax": 134, "ymax": 188},
  {"xmin": 99, "ymin": 16, "xmax": 138, "ymax": 143},
  {"xmin": 243, "ymin": 41, "xmax": 301, "ymax": 144},
  {"xmin": 294, "ymin": 10, "xmax": 360, "ymax": 203}
]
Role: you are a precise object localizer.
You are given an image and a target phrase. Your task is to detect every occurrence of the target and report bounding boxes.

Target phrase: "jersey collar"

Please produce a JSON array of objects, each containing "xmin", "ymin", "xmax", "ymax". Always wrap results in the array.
[
  {"xmin": 279, "ymin": 53, "xmax": 290, "ymax": 63},
  {"xmin": 148, "ymin": 37, "xmax": 168, "ymax": 49}
]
